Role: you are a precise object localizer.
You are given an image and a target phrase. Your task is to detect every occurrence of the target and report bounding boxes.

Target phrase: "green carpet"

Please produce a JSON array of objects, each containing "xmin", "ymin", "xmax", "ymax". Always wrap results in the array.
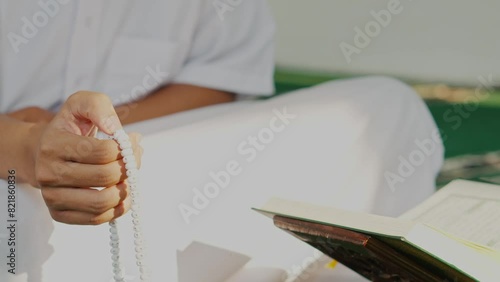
[{"xmin": 427, "ymin": 102, "xmax": 500, "ymax": 158}]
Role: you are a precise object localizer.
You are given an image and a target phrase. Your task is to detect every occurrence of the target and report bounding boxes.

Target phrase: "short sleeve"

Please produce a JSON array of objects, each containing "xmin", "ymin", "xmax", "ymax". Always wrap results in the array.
[{"xmin": 172, "ymin": 0, "xmax": 275, "ymax": 97}]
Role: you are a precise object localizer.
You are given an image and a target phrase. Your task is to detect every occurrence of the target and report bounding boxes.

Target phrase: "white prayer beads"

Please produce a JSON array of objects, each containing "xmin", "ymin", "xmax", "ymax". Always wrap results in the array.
[{"xmin": 108, "ymin": 129, "xmax": 149, "ymax": 282}]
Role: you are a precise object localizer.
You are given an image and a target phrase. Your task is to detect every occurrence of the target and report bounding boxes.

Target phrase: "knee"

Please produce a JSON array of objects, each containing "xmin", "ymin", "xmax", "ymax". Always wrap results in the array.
[
  {"xmin": 346, "ymin": 76, "xmax": 442, "ymax": 150},
  {"xmin": 305, "ymin": 76, "xmax": 424, "ymax": 115},
  {"xmin": 326, "ymin": 75, "xmax": 444, "ymax": 177},
  {"xmin": 337, "ymin": 75, "xmax": 421, "ymax": 103},
  {"xmin": 312, "ymin": 76, "xmax": 429, "ymax": 123}
]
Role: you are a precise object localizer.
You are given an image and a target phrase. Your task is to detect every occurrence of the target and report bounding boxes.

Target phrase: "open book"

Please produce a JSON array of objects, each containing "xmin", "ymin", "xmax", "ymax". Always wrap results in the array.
[{"xmin": 255, "ymin": 179, "xmax": 500, "ymax": 282}]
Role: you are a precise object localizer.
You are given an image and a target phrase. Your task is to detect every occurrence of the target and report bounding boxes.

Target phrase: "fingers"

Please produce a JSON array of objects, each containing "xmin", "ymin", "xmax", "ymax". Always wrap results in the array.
[
  {"xmin": 63, "ymin": 91, "xmax": 122, "ymax": 135},
  {"xmin": 36, "ymin": 91, "xmax": 144, "ymax": 225},
  {"xmin": 36, "ymin": 131, "xmax": 143, "ymax": 187},
  {"xmin": 42, "ymin": 182, "xmax": 129, "ymax": 214},
  {"xmin": 43, "ymin": 182, "xmax": 132, "ymax": 225},
  {"xmin": 52, "ymin": 129, "xmax": 142, "ymax": 165},
  {"xmin": 50, "ymin": 196, "xmax": 131, "ymax": 225},
  {"xmin": 39, "ymin": 159, "xmax": 127, "ymax": 188},
  {"xmin": 43, "ymin": 132, "xmax": 121, "ymax": 164}
]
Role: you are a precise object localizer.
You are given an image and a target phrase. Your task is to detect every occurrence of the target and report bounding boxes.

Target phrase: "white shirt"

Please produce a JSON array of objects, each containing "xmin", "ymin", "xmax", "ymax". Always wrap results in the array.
[
  {"xmin": 0, "ymin": 0, "xmax": 275, "ymax": 113},
  {"xmin": 0, "ymin": 1, "xmax": 276, "ymax": 281}
]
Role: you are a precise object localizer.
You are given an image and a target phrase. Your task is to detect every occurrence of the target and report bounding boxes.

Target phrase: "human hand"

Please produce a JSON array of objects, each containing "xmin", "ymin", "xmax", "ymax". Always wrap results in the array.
[
  {"xmin": 28, "ymin": 91, "xmax": 143, "ymax": 225},
  {"xmin": 7, "ymin": 106, "xmax": 56, "ymax": 123}
]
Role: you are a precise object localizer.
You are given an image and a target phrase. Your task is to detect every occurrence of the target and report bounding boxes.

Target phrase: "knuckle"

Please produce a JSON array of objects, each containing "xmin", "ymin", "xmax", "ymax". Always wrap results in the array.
[
  {"xmin": 67, "ymin": 91, "xmax": 85, "ymax": 103},
  {"xmin": 72, "ymin": 138, "xmax": 93, "ymax": 158},
  {"xmin": 89, "ymin": 197, "xmax": 109, "ymax": 215},
  {"xmin": 87, "ymin": 147, "xmax": 105, "ymax": 164},
  {"xmin": 96, "ymin": 166, "xmax": 118, "ymax": 187},
  {"xmin": 40, "ymin": 188, "xmax": 55, "ymax": 206},
  {"xmin": 49, "ymin": 211, "xmax": 66, "ymax": 224},
  {"xmin": 41, "ymin": 188, "xmax": 66, "ymax": 211},
  {"xmin": 102, "ymin": 140, "xmax": 118, "ymax": 156},
  {"xmin": 89, "ymin": 92, "xmax": 111, "ymax": 106},
  {"xmin": 25, "ymin": 106, "xmax": 38, "ymax": 113},
  {"xmin": 28, "ymin": 178, "xmax": 41, "ymax": 188},
  {"xmin": 94, "ymin": 141, "xmax": 117, "ymax": 162},
  {"xmin": 88, "ymin": 215, "xmax": 107, "ymax": 226},
  {"xmin": 38, "ymin": 141, "xmax": 55, "ymax": 157},
  {"xmin": 93, "ymin": 91, "xmax": 108, "ymax": 100},
  {"xmin": 35, "ymin": 165, "xmax": 57, "ymax": 186},
  {"xmin": 68, "ymin": 91, "xmax": 110, "ymax": 107}
]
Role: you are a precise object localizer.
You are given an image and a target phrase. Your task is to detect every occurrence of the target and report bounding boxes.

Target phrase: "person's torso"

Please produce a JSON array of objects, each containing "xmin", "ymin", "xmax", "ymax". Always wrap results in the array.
[{"xmin": 0, "ymin": 0, "xmax": 203, "ymax": 113}]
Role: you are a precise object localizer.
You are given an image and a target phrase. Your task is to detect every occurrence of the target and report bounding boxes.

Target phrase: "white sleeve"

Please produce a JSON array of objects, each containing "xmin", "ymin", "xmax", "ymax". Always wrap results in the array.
[{"xmin": 172, "ymin": 1, "xmax": 275, "ymax": 97}]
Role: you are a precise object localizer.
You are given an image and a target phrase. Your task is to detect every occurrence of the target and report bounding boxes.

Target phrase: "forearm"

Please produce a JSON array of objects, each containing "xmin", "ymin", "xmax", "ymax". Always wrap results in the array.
[
  {"xmin": 116, "ymin": 84, "xmax": 235, "ymax": 125},
  {"xmin": 0, "ymin": 115, "xmax": 40, "ymax": 184}
]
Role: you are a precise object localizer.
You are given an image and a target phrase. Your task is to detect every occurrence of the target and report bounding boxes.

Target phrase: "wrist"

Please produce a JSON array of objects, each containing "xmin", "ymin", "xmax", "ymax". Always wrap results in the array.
[{"xmin": 18, "ymin": 122, "xmax": 46, "ymax": 186}]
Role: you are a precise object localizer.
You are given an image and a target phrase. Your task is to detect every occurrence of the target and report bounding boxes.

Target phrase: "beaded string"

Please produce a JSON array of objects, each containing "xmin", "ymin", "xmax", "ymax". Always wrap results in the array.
[{"xmin": 105, "ymin": 129, "xmax": 149, "ymax": 282}]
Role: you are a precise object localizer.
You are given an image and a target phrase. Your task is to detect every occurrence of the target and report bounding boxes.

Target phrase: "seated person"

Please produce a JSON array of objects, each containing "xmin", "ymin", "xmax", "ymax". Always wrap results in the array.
[{"xmin": 0, "ymin": 1, "xmax": 443, "ymax": 281}]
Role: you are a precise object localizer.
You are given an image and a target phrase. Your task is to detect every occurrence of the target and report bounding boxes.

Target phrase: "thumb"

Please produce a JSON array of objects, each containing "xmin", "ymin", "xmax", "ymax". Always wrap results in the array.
[{"xmin": 62, "ymin": 91, "xmax": 122, "ymax": 135}]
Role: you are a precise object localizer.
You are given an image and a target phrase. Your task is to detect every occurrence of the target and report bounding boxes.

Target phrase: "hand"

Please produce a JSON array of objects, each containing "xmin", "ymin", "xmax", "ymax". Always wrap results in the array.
[
  {"xmin": 7, "ymin": 106, "xmax": 56, "ymax": 123},
  {"xmin": 29, "ymin": 91, "xmax": 143, "ymax": 225}
]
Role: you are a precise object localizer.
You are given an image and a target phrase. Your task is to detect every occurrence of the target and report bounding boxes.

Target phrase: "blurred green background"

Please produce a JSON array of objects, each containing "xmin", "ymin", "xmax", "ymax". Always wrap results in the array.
[{"xmin": 272, "ymin": 69, "xmax": 500, "ymax": 185}]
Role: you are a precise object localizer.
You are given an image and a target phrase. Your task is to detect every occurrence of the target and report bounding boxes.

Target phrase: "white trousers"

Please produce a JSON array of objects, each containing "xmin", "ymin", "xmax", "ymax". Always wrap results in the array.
[{"xmin": 0, "ymin": 76, "xmax": 444, "ymax": 282}]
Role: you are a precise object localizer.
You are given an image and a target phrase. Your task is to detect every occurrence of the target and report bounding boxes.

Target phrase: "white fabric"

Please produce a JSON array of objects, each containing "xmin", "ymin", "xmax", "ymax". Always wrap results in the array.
[
  {"xmin": 0, "ymin": 0, "xmax": 275, "ymax": 113},
  {"xmin": 0, "ymin": 76, "xmax": 444, "ymax": 281}
]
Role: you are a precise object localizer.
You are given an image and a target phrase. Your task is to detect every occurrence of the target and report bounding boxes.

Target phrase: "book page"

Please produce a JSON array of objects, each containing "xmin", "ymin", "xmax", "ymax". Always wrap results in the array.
[
  {"xmin": 256, "ymin": 198, "xmax": 414, "ymax": 238},
  {"xmin": 400, "ymin": 180, "xmax": 500, "ymax": 251}
]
